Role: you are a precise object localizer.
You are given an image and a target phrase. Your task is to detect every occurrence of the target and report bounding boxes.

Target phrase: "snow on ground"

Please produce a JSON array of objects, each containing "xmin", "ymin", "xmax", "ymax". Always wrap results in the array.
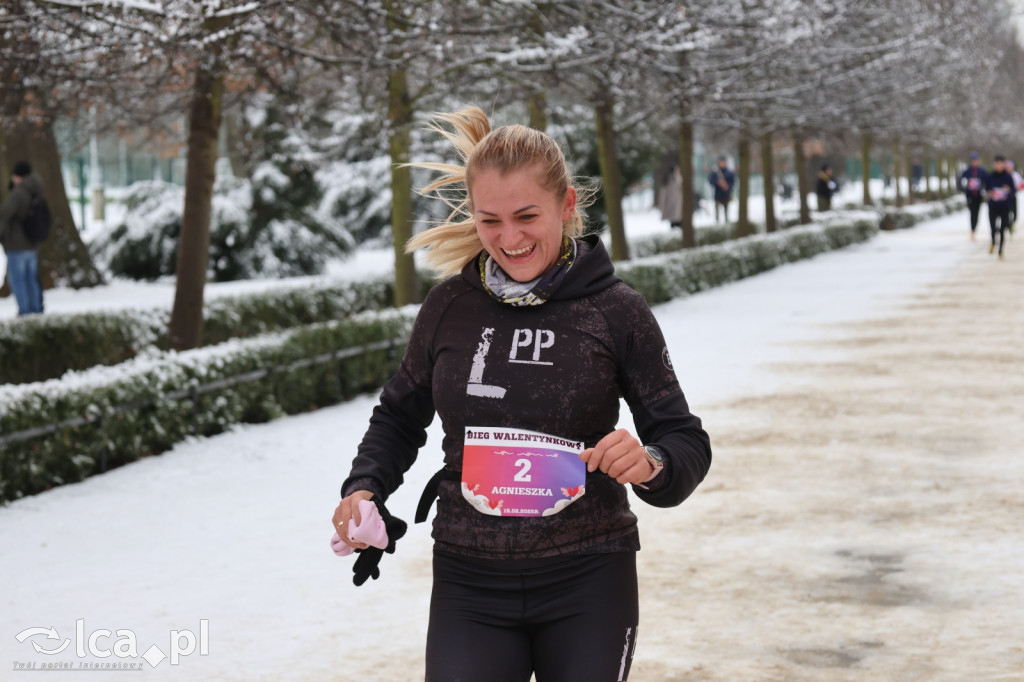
[{"xmin": 4, "ymin": 189, "xmax": 1021, "ymax": 681}]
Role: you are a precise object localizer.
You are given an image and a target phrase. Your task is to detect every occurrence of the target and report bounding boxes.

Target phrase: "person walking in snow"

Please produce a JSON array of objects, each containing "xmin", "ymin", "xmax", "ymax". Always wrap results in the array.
[
  {"xmin": 984, "ymin": 155, "xmax": 1015, "ymax": 258},
  {"xmin": 707, "ymin": 156, "xmax": 735, "ymax": 223},
  {"xmin": 0, "ymin": 161, "xmax": 45, "ymax": 315},
  {"xmin": 959, "ymin": 151, "xmax": 988, "ymax": 240},
  {"xmin": 331, "ymin": 106, "xmax": 711, "ymax": 682},
  {"xmin": 815, "ymin": 164, "xmax": 838, "ymax": 211}
]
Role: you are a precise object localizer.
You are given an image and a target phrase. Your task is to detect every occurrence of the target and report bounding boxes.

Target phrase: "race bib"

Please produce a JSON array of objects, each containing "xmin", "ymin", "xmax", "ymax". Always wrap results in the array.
[
  {"xmin": 462, "ymin": 426, "xmax": 586, "ymax": 517},
  {"xmin": 967, "ymin": 178, "xmax": 980, "ymax": 191},
  {"xmin": 990, "ymin": 188, "xmax": 1007, "ymax": 201}
]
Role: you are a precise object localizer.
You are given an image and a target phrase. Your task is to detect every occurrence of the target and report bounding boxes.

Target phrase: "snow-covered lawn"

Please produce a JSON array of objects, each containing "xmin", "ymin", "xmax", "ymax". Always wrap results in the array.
[{"xmin": 5, "ymin": 192, "xmax": 1019, "ymax": 681}]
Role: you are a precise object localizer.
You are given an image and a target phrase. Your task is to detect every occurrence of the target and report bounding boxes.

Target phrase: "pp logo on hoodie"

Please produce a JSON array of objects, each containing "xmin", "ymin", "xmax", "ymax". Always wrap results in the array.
[{"xmin": 466, "ymin": 327, "xmax": 556, "ymax": 398}]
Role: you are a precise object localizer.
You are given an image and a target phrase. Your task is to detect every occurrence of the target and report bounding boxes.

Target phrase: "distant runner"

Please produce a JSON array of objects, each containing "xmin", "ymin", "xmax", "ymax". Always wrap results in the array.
[
  {"xmin": 984, "ymin": 155, "xmax": 1015, "ymax": 258},
  {"xmin": 958, "ymin": 151, "xmax": 988, "ymax": 240}
]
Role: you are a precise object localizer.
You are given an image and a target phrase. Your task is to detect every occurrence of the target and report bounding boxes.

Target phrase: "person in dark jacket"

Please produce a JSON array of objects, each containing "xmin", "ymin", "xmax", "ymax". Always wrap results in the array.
[
  {"xmin": 331, "ymin": 106, "xmax": 711, "ymax": 681},
  {"xmin": 984, "ymin": 155, "xmax": 1015, "ymax": 258},
  {"xmin": 0, "ymin": 161, "xmax": 44, "ymax": 315},
  {"xmin": 816, "ymin": 164, "xmax": 837, "ymax": 211},
  {"xmin": 707, "ymin": 156, "xmax": 736, "ymax": 223},
  {"xmin": 959, "ymin": 151, "xmax": 988, "ymax": 240},
  {"xmin": 1008, "ymin": 159, "xmax": 1021, "ymax": 235}
]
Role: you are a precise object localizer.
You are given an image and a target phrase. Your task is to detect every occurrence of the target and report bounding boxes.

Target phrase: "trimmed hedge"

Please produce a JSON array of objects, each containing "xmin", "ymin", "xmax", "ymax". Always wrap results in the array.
[
  {"xmin": 628, "ymin": 215, "xmax": 804, "ymax": 259},
  {"xmin": 618, "ymin": 217, "xmax": 873, "ymax": 304},
  {"xmin": 0, "ymin": 274, "xmax": 399, "ymax": 385},
  {"xmin": 0, "ymin": 310, "xmax": 165, "ymax": 387},
  {"xmin": 620, "ymin": 198, "xmax": 963, "ymax": 304},
  {"xmin": 0, "ymin": 310, "xmax": 414, "ymax": 502}
]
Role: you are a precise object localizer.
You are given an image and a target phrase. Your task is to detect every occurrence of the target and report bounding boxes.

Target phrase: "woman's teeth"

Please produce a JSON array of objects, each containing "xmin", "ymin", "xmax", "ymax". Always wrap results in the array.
[{"xmin": 503, "ymin": 244, "xmax": 534, "ymax": 258}]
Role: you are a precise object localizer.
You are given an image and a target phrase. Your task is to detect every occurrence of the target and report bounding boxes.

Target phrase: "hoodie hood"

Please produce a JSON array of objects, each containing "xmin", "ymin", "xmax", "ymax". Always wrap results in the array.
[{"xmin": 461, "ymin": 233, "xmax": 621, "ymax": 302}]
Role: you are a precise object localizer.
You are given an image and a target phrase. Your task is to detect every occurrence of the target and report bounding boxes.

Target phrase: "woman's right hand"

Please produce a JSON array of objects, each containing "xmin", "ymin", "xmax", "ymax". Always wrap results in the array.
[{"xmin": 331, "ymin": 490, "xmax": 375, "ymax": 551}]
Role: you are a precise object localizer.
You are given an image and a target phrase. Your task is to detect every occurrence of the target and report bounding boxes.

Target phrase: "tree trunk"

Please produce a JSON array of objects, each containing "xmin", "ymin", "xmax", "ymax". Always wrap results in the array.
[
  {"xmin": 793, "ymin": 132, "xmax": 810, "ymax": 224},
  {"xmin": 679, "ymin": 120, "xmax": 696, "ymax": 248},
  {"xmin": 736, "ymin": 134, "xmax": 752, "ymax": 237},
  {"xmin": 167, "ymin": 59, "xmax": 225, "ymax": 351},
  {"xmin": 595, "ymin": 99, "xmax": 627, "ymax": 261},
  {"xmin": 894, "ymin": 144, "xmax": 904, "ymax": 208},
  {"xmin": 925, "ymin": 157, "xmax": 934, "ymax": 199},
  {"xmin": 860, "ymin": 132, "xmax": 873, "ymax": 206},
  {"xmin": 385, "ymin": 0, "xmax": 418, "ymax": 307},
  {"xmin": 761, "ymin": 131, "xmax": 776, "ymax": 233},
  {"xmin": 906, "ymin": 147, "xmax": 915, "ymax": 204},
  {"xmin": 527, "ymin": 90, "xmax": 548, "ymax": 131},
  {"xmin": 387, "ymin": 66, "xmax": 417, "ymax": 305},
  {"xmin": 525, "ymin": 8, "xmax": 548, "ymax": 132}
]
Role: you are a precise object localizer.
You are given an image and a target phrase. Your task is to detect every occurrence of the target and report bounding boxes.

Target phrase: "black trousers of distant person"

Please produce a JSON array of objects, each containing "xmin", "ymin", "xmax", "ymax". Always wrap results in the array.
[
  {"xmin": 967, "ymin": 194, "xmax": 984, "ymax": 233},
  {"xmin": 989, "ymin": 204, "xmax": 1011, "ymax": 255},
  {"xmin": 425, "ymin": 550, "xmax": 639, "ymax": 682}
]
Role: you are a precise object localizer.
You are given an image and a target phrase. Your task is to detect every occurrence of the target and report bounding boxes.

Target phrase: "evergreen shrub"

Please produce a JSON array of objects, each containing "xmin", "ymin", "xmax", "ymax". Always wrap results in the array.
[
  {"xmin": 0, "ymin": 275, "xmax": 397, "ymax": 385},
  {"xmin": 0, "ymin": 310, "xmax": 414, "ymax": 503}
]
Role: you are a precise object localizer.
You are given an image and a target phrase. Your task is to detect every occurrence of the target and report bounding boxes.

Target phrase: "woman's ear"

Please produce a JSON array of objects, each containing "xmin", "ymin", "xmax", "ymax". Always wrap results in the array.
[{"xmin": 562, "ymin": 186, "xmax": 578, "ymax": 221}]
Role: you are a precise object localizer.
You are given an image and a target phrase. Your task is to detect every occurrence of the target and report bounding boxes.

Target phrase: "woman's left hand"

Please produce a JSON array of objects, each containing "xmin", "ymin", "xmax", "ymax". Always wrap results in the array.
[{"xmin": 579, "ymin": 429, "xmax": 652, "ymax": 485}]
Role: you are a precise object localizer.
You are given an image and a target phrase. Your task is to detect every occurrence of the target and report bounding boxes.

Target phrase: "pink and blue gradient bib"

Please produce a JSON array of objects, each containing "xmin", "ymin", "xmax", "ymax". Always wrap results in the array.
[{"xmin": 462, "ymin": 426, "xmax": 586, "ymax": 517}]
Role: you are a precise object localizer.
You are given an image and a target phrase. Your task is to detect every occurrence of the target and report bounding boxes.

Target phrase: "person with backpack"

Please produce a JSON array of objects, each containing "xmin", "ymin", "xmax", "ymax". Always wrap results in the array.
[{"xmin": 0, "ymin": 161, "xmax": 47, "ymax": 315}]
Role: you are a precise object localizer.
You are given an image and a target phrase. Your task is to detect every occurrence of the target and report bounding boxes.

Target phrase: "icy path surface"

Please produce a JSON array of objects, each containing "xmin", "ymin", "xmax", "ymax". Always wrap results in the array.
[{"xmin": 3, "ymin": 210, "xmax": 1022, "ymax": 681}]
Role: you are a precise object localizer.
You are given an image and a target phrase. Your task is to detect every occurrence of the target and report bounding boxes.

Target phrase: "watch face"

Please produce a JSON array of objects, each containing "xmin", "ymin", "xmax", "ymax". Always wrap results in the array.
[{"xmin": 644, "ymin": 446, "xmax": 664, "ymax": 463}]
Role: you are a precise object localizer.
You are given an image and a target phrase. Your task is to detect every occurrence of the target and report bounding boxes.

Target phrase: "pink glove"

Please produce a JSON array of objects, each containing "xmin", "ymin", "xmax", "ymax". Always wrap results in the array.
[{"xmin": 330, "ymin": 499, "xmax": 389, "ymax": 556}]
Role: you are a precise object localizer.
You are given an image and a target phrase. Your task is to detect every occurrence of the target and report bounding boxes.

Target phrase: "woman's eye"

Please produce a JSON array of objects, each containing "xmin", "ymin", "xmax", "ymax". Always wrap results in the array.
[{"xmin": 518, "ymin": 214, "xmax": 537, "ymax": 221}]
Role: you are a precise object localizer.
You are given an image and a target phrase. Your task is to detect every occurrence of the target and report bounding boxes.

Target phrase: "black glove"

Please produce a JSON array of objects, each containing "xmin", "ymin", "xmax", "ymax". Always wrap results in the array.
[{"xmin": 351, "ymin": 497, "xmax": 407, "ymax": 586}]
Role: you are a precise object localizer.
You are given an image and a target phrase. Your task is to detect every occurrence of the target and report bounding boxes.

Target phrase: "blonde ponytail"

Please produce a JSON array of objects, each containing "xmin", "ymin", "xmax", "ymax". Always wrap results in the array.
[{"xmin": 405, "ymin": 106, "xmax": 593, "ymax": 279}]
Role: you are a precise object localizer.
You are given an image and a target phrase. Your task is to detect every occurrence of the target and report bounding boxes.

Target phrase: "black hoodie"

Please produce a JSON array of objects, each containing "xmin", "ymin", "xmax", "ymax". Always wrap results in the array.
[
  {"xmin": 0, "ymin": 174, "xmax": 44, "ymax": 252},
  {"xmin": 343, "ymin": 235, "xmax": 712, "ymax": 560}
]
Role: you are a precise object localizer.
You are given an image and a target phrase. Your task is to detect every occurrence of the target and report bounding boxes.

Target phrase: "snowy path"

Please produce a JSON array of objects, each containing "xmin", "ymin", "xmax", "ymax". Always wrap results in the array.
[{"xmin": 3, "ymin": 210, "xmax": 1022, "ymax": 681}]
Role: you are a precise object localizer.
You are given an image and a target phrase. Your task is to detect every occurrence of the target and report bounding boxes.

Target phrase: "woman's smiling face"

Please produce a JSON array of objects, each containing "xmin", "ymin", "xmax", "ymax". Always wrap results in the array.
[{"xmin": 471, "ymin": 164, "xmax": 577, "ymax": 283}]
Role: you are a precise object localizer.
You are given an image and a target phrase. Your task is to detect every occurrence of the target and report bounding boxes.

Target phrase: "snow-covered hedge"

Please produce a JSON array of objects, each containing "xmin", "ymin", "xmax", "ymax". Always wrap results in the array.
[
  {"xmin": 0, "ymin": 275, "xmax": 397, "ymax": 385},
  {"xmin": 618, "ymin": 197, "xmax": 964, "ymax": 304},
  {"xmin": 878, "ymin": 194, "xmax": 964, "ymax": 230},
  {"xmin": 618, "ymin": 217, "xmax": 876, "ymax": 304},
  {"xmin": 0, "ymin": 310, "xmax": 415, "ymax": 503},
  {"xmin": 627, "ymin": 215, "xmax": 805, "ymax": 259}
]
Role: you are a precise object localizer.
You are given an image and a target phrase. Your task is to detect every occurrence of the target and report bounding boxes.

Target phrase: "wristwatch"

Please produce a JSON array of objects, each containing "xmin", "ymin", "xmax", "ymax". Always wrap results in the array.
[{"xmin": 641, "ymin": 445, "xmax": 665, "ymax": 483}]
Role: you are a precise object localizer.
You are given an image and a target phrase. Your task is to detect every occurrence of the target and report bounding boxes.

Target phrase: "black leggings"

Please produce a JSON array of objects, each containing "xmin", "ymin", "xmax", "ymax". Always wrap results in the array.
[
  {"xmin": 426, "ymin": 551, "xmax": 639, "ymax": 682},
  {"xmin": 990, "ymin": 205, "xmax": 1011, "ymax": 254},
  {"xmin": 967, "ymin": 194, "xmax": 983, "ymax": 231}
]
